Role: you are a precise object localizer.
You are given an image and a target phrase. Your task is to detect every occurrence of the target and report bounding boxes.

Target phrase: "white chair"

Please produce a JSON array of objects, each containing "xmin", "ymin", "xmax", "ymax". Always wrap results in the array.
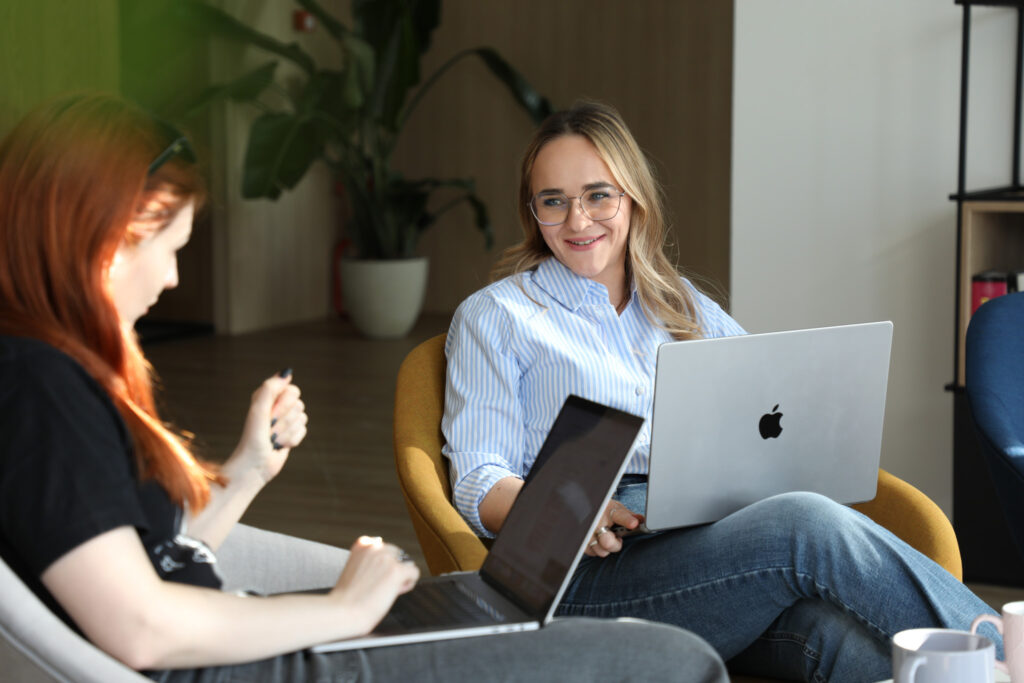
[{"xmin": 0, "ymin": 525, "xmax": 349, "ymax": 682}]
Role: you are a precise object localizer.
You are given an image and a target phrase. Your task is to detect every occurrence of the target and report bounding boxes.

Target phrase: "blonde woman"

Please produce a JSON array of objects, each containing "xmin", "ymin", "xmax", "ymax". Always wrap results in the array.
[{"xmin": 442, "ymin": 100, "xmax": 1000, "ymax": 682}]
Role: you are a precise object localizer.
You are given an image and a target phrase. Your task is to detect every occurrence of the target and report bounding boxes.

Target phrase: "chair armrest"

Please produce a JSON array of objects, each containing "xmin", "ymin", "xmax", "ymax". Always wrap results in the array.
[
  {"xmin": 0, "ymin": 555, "xmax": 148, "ymax": 682},
  {"xmin": 395, "ymin": 445, "xmax": 489, "ymax": 575},
  {"xmin": 217, "ymin": 524, "xmax": 349, "ymax": 594},
  {"xmin": 850, "ymin": 469, "xmax": 963, "ymax": 581}
]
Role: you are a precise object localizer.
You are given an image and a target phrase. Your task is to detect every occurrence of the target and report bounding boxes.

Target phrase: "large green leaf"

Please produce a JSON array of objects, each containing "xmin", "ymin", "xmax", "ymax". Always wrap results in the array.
[
  {"xmin": 410, "ymin": 0, "xmax": 442, "ymax": 57},
  {"xmin": 339, "ymin": 34, "xmax": 376, "ymax": 109},
  {"xmin": 185, "ymin": 61, "xmax": 278, "ymax": 118},
  {"xmin": 393, "ymin": 177, "xmax": 493, "ymax": 252},
  {"xmin": 312, "ymin": 70, "xmax": 358, "ymax": 135},
  {"xmin": 371, "ymin": 14, "xmax": 420, "ymax": 130},
  {"xmin": 470, "ymin": 48, "xmax": 553, "ymax": 124},
  {"xmin": 355, "ymin": 0, "xmax": 441, "ymax": 130},
  {"xmin": 176, "ymin": 0, "xmax": 316, "ymax": 74},
  {"xmin": 242, "ymin": 113, "xmax": 323, "ymax": 199},
  {"xmin": 401, "ymin": 47, "xmax": 553, "ymax": 128}
]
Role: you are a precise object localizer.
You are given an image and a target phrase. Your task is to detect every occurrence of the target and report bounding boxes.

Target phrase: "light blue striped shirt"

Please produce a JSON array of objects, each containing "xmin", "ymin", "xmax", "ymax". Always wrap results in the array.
[{"xmin": 442, "ymin": 257, "xmax": 747, "ymax": 537}]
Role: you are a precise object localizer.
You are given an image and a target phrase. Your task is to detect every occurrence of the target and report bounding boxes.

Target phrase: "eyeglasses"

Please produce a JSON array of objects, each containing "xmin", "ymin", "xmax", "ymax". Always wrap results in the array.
[
  {"xmin": 147, "ymin": 120, "xmax": 196, "ymax": 176},
  {"xmin": 529, "ymin": 185, "xmax": 626, "ymax": 226}
]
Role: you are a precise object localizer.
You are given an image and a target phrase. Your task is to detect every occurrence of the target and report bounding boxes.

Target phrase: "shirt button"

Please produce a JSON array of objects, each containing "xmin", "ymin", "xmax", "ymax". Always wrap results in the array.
[{"xmin": 635, "ymin": 386, "xmax": 644, "ymax": 396}]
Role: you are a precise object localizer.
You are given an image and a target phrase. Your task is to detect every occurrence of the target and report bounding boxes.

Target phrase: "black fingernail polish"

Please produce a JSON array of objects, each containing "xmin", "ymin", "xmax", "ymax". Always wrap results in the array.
[
  {"xmin": 270, "ymin": 418, "xmax": 278, "ymax": 427},
  {"xmin": 278, "ymin": 368, "xmax": 293, "ymax": 378},
  {"xmin": 270, "ymin": 433, "xmax": 281, "ymax": 450}
]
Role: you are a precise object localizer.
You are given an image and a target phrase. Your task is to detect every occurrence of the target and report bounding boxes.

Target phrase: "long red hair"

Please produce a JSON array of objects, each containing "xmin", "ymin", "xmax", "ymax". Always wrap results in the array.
[{"xmin": 0, "ymin": 93, "xmax": 219, "ymax": 510}]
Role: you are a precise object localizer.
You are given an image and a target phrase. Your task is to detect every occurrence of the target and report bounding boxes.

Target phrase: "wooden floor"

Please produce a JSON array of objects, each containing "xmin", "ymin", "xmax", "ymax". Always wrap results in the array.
[
  {"xmin": 144, "ymin": 313, "xmax": 450, "ymax": 571},
  {"xmin": 144, "ymin": 313, "xmax": 1024, "ymax": 611}
]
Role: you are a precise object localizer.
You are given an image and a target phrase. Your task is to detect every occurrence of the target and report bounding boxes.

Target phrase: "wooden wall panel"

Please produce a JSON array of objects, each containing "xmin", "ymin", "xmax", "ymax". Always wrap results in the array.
[
  {"xmin": 393, "ymin": 0, "xmax": 735, "ymax": 313},
  {"xmin": 208, "ymin": 1, "xmax": 342, "ymax": 334}
]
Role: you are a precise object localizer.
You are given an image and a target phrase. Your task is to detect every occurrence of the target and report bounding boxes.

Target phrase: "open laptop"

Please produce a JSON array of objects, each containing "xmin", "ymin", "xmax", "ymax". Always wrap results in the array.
[
  {"xmin": 642, "ymin": 321, "xmax": 893, "ymax": 531},
  {"xmin": 313, "ymin": 395, "xmax": 644, "ymax": 652}
]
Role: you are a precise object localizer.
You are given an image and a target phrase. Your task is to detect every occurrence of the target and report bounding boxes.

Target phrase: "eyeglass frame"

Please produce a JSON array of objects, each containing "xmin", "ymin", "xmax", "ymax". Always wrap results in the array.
[
  {"xmin": 527, "ymin": 186, "xmax": 627, "ymax": 226},
  {"xmin": 147, "ymin": 120, "xmax": 197, "ymax": 176}
]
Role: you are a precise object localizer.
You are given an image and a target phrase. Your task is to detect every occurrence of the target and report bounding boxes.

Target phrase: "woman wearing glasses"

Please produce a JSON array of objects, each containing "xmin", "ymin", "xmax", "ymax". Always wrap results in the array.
[
  {"xmin": 442, "ymin": 100, "xmax": 999, "ymax": 682},
  {"xmin": 0, "ymin": 94, "xmax": 728, "ymax": 682}
]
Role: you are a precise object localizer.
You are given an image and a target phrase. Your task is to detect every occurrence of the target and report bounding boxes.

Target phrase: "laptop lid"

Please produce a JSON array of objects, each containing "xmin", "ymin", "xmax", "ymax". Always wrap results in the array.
[
  {"xmin": 645, "ymin": 321, "xmax": 893, "ymax": 530},
  {"xmin": 480, "ymin": 395, "xmax": 644, "ymax": 621}
]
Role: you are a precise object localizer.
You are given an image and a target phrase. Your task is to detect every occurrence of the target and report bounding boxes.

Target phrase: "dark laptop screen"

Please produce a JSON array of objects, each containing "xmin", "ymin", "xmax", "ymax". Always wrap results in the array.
[{"xmin": 481, "ymin": 395, "xmax": 643, "ymax": 616}]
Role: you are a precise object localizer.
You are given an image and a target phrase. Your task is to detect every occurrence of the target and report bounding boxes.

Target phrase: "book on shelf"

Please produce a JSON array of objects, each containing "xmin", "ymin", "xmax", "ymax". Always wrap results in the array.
[{"xmin": 972, "ymin": 270, "xmax": 1008, "ymax": 315}]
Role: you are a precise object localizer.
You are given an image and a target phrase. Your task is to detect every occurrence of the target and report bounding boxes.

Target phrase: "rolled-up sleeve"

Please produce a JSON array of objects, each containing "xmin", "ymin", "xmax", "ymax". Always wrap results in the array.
[{"xmin": 442, "ymin": 292, "xmax": 526, "ymax": 537}]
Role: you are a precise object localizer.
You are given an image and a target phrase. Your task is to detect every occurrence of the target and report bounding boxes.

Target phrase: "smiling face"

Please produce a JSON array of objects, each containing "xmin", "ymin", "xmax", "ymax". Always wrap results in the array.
[
  {"xmin": 107, "ymin": 193, "xmax": 194, "ymax": 327},
  {"xmin": 530, "ymin": 134, "xmax": 632, "ymax": 304}
]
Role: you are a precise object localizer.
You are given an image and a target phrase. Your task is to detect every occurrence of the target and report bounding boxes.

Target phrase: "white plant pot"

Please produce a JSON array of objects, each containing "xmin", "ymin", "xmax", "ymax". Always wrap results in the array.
[{"xmin": 339, "ymin": 257, "xmax": 429, "ymax": 339}]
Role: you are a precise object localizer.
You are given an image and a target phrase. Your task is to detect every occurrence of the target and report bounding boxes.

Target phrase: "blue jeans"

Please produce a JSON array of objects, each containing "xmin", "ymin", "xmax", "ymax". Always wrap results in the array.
[{"xmin": 555, "ymin": 479, "xmax": 1001, "ymax": 683}]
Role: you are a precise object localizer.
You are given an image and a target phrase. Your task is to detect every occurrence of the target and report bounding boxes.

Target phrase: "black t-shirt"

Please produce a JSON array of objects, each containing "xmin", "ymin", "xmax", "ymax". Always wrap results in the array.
[{"xmin": 0, "ymin": 335, "xmax": 221, "ymax": 630}]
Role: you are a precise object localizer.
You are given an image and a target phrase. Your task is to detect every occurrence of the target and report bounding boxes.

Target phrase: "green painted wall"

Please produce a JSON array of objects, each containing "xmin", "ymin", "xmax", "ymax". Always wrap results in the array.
[{"xmin": 0, "ymin": 0, "xmax": 120, "ymax": 134}]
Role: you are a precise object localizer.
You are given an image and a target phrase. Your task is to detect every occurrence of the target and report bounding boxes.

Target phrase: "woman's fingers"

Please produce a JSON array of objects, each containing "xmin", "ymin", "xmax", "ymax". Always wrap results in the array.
[
  {"xmin": 584, "ymin": 501, "xmax": 641, "ymax": 557},
  {"xmin": 266, "ymin": 381, "xmax": 307, "ymax": 450},
  {"xmin": 271, "ymin": 384, "xmax": 301, "ymax": 417},
  {"xmin": 269, "ymin": 402, "xmax": 308, "ymax": 449},
  {"xmin": 345, "ymin": 537, "xmax": 420, "ymax": 596}
]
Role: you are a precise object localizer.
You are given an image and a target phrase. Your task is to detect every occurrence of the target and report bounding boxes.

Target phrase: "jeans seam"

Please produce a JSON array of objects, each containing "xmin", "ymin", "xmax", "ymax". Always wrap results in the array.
[{"xmin": 792, "ymin": 570, "xmax": 891, "ymax": 643}]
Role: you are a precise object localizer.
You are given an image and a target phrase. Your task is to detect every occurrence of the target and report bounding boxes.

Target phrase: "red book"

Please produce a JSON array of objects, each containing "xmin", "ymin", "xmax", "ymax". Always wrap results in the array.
[{"xmin": 972, "ymin": 271, "xmax": 1008, "ymax": 315}]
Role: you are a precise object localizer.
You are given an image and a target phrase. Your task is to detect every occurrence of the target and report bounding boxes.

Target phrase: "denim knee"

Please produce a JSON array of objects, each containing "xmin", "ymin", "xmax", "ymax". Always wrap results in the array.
[{"xmin": 744, "ymin": 492, "xmax": 857, "ymax": 539}]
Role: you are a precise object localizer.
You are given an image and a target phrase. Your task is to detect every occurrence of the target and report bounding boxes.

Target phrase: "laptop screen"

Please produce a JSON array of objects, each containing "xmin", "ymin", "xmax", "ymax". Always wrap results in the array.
[{"xmin": 481, "ymin": 395, "xmax": 643, "ymax": 616}]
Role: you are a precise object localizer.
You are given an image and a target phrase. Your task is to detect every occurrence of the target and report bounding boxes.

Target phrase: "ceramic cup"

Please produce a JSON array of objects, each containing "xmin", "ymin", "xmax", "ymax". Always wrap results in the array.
[
  {"xmin": 892, "ymin": 628, "xmax": 995, "ymax": 683},
  {"xmin": 973, "ymin": 601, "xmax": 1024, "ymax": 681}
]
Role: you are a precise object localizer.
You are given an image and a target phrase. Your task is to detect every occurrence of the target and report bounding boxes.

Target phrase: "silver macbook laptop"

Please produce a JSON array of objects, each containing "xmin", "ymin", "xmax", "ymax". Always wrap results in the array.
[
  {"xmin": 313, "ymin": 395, "xmax": 644, "ymax": 652},
  {"xmin": 642, "ymin": 321, "xmax": 893, "ymax": 531}
]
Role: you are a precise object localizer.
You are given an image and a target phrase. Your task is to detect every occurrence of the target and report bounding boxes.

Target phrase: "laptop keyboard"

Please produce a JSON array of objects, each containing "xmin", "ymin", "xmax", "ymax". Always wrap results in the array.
[{"xmin": 375, "ymin": 580, "xmax": 509, "ymax": 633}]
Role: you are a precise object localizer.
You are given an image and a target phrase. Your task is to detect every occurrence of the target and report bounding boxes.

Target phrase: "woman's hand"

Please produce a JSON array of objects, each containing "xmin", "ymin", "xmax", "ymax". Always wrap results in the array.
[
  {"xmin": 329, "ymin": 536, "xmax": 420, "ymax": 635},
  {"xmin": 228, "ymin": 370, "xmax": 308, "ymax": 485},
  {"xmin": 584, "ymin": 500, "xmax": 645, "ymax": 558},
  {"xmin": 188, "ymin": 371, "xmax": 308, "ymax": 549}
]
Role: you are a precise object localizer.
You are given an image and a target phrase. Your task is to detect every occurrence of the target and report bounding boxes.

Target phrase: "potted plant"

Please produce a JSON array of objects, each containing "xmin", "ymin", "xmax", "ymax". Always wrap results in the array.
[{"xmin": 181, "ymin": 0, "xmax": 552, "ymax": 337}]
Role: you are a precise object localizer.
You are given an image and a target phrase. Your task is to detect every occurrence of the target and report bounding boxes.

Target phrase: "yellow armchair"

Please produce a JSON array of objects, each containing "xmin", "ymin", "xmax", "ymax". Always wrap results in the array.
[
  {"xmin": 394, "ymin": 333, "xmax": 488, "ymax": 574},
  {"xmin": 393, "ymin": 333, "xmax": 962, "ymax": 584}
]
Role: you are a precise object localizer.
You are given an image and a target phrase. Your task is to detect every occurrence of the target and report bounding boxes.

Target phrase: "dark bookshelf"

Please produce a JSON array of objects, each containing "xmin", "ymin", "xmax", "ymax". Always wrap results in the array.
[{"xmin": 950, "ymin": 0, "xmax": 1024, "ymax": 585}]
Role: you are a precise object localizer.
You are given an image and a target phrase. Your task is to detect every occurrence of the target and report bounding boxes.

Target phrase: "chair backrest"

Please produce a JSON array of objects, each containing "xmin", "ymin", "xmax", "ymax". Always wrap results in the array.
[
  {"xmin": 965, "ymin": 291, "xmax": 1024, "ymax": 558},
  {"xmin": 0, "ymin": 553, "xmax": 147, "ymax": 683},
  {"xmin": 393, "ymin": 333, "xmax": 488, "ymax": 575}
]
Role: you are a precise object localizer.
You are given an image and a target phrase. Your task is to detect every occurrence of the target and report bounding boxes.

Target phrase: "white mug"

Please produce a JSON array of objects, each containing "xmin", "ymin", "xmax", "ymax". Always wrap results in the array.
[
  {"xmin": 973, "ymin": 601, "xmax": 1024, "ymax": 681},
  {"xmin": 892, "ymin": 628, "xmax": 995, "ymax": 683}
]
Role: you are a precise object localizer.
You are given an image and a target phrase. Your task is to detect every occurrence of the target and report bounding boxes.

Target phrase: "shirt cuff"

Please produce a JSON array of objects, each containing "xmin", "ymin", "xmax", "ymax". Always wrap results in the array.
[{"xmin": 452, "ymin": 463, "xmax": 521, "ymax": 538}]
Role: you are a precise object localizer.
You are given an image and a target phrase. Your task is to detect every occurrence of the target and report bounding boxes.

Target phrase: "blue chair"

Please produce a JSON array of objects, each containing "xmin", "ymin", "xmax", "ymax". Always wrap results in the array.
[{"xmin": 965, "ymin": 291, "xmax": 1024, "ymax": 561}]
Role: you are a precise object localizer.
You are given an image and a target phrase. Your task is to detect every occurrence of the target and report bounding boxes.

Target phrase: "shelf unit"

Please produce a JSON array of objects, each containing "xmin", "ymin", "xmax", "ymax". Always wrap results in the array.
[
  {"xmin": 950, "ymin": 0, "xmax": 1024, "ymax": 585},
  {"xmin": 954, "ymin": 201, "xmax": 1024, "ymax": 387}
]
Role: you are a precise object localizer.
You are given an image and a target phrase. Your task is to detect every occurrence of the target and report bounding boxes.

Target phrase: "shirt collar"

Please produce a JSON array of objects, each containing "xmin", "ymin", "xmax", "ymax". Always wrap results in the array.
[{"xmin": 531, "ymin": 257, "xmax": 634, "ymax": 312}]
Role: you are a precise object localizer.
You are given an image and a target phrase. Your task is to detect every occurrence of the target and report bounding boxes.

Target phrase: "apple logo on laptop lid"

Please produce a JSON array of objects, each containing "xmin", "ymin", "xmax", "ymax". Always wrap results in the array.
[{"xmin": 758, "ymin": 404, "xmax": 783, "ymax": 439}]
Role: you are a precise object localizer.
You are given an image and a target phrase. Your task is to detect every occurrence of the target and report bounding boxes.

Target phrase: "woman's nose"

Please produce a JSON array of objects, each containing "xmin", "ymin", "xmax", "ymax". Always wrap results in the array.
[{"xmin": 565, "ymin": 196, "xmax": 591, "ymax": 230}]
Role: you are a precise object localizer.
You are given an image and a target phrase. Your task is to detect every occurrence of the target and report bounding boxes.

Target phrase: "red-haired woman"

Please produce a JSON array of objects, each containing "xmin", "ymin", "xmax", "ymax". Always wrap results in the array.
[{"xmin": 0, "ymin": 93, "xmax": 728, "ymax": 682}]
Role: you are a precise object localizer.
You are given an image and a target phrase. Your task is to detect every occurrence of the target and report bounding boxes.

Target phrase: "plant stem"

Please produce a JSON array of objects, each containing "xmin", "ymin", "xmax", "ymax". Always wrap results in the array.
[{"xmin": 397, "ymin": 48, "xmax": 475, "ymax": 130}]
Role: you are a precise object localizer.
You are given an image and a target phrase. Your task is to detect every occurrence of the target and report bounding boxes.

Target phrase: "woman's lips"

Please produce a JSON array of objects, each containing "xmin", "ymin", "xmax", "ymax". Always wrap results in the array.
[{"xmin": 565, "ymin": 234, "xmax": 605, "ymax": 250}]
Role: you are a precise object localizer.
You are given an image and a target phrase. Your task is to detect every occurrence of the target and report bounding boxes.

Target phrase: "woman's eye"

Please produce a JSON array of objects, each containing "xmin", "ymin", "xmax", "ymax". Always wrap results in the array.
[
  {"xmin": 587, "ymin": 191, "xmax": 610, "ymax": 202},
  {"xmin": 541, "ymin": 196, "xmax": 565, "ymax": 207}
]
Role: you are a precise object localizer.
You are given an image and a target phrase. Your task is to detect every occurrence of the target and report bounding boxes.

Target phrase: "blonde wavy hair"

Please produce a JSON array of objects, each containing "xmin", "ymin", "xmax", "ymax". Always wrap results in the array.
[{"xmin": 490, "ymin": 100, "xmax": 705, "ymax": 341}]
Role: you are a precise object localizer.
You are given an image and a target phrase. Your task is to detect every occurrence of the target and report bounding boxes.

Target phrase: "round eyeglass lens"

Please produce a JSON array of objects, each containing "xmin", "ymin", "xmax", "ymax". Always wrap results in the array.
[{"xmin": 530, "ymin": 187, "xmax": 624, "ymax": 226}]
